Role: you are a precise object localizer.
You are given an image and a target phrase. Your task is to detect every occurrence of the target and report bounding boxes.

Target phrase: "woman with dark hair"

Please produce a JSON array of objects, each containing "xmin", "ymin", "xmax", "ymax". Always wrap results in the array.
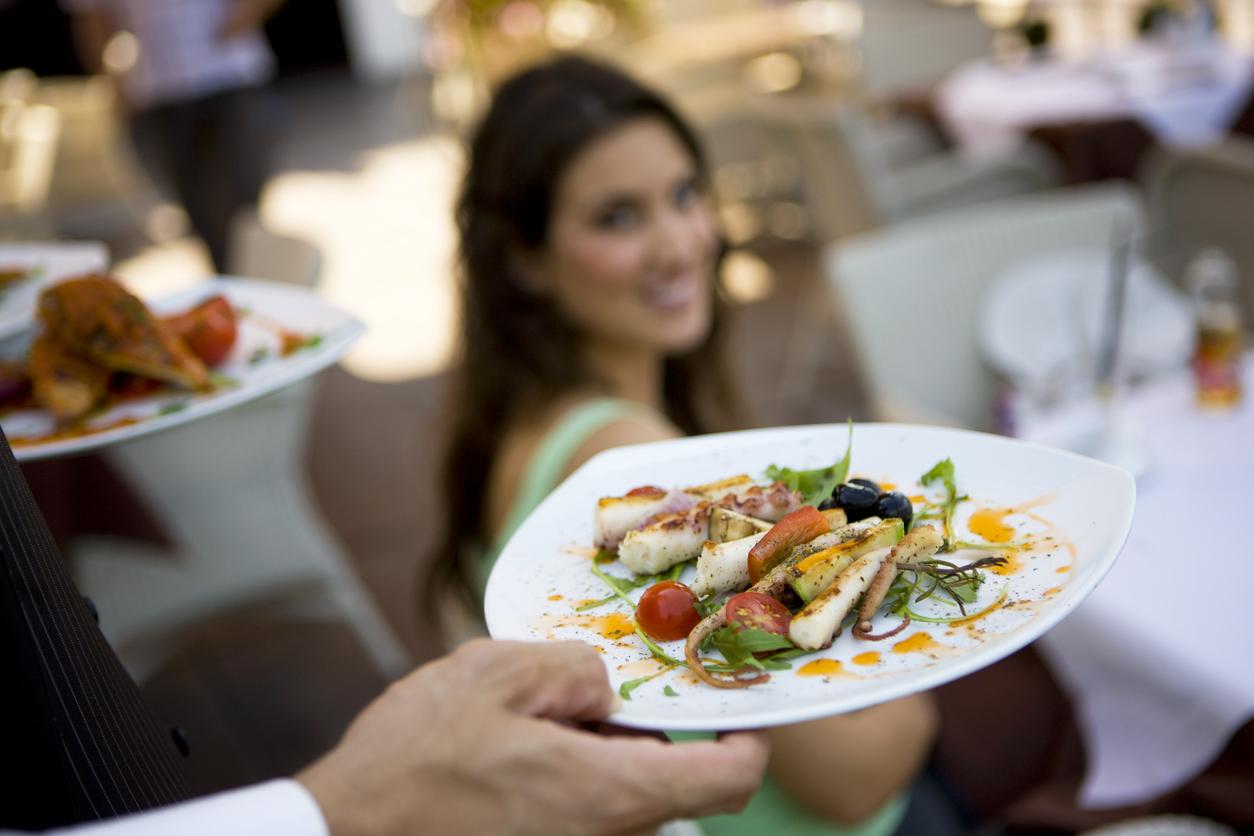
[{"xmin": 432, "ymin": 55, "xmax": 935, "ymax": 835}]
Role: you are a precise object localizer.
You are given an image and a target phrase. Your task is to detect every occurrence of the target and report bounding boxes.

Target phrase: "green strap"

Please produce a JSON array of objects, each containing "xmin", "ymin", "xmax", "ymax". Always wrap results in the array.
[{"xmin": 479, "ymin": 398, "xmax": 650, "ymax": 586}]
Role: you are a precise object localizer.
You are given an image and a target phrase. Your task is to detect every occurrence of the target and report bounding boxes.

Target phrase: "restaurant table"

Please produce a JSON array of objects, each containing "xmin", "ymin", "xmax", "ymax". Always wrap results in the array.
[
  {"xmin": 1018, "ymin": 356, "xmax": 1254, "ymax": 810},
  {"xmin": 936, "ymin": 42, "xmax": 1254, "ymax": 159},
  {"xmin": 930, "ymin": 357, "xmax": 1254, "ymax": 832}
]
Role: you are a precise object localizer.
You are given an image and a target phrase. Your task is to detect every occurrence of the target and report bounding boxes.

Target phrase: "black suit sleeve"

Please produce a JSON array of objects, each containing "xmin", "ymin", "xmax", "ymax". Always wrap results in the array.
[{"xmin": 0, "ymin": 429, "xmax": 188, "ymax": 829}]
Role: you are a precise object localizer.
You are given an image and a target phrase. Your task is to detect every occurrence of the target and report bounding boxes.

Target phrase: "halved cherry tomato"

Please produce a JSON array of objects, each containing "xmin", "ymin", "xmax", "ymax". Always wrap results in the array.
[
  {"xmin": 626, "ymin": 485, "xmax": 666, "ymax": 497},
  {"xmin": 635, "ymin": 580, "xmax": 701, "ymax": 642},
  {"xmin": 163, "ymin": 295, "xmax": 237, "ymax": 367},
  {"xmin": 747, "ymin": 505, "xmax": 829, "ymax": 584},
  {"xmin": 724, "ymin": 592, "xmax": 792, "ymax": 636}
]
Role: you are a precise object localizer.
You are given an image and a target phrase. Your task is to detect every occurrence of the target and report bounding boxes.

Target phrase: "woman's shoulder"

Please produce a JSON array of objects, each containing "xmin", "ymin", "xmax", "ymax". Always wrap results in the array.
[
  {"xmin": 548, "ymin": 394, "xmax": 680, "ymax": 479},
  {"xmin": 486, "ymin": 393, "xmax": 678, "ymax": 541}
]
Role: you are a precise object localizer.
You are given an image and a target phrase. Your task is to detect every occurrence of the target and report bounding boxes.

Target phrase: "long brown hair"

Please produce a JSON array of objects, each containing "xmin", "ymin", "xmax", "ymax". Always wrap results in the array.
[{"xmin": 431, "ymin": 55, "xmax": 740, "ymax": 612}]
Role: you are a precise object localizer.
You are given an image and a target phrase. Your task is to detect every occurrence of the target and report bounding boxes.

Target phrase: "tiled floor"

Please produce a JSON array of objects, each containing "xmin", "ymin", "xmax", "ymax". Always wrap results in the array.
[{"xmin": 49, "ymin": 70, "xmax": 873, "ymax": 796}]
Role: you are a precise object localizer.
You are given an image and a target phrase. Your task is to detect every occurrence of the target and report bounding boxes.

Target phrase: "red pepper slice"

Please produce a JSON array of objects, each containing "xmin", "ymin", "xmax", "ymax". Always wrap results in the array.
[
  {"xmin": 625, "ymin": 485, "xmax": 666, "ymax": 497},
  {"xmin": 747, "ymin": 505, "xmax": 829, "ymax": 584}
]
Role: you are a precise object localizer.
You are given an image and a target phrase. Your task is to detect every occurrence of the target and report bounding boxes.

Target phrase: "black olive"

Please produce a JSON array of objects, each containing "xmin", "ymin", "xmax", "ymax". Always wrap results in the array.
[
  {"xmin": 835, "ymin": 482, "xmax": 879, "ymax": 521},
  {"xmin": 817, "ymin": 494, "xmax": 841, "ymax": 511},
  {"xmin": 876, "ymin": 491, "xmax": 913, "ymax": 529},
  {"xmin": 849, "ymin": 478, "xmax": 883, "ymax": 496}
]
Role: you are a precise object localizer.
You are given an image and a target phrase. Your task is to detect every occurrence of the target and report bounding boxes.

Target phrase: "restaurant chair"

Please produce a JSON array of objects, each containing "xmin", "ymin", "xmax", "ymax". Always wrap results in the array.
[
  {"xmin": 753, "ymin": 96, "xmax": 1061, "ymax": 243},
  {"xmin": 826, "ymin": 183, "xmax": 1142, "ymax": 430},
  {"xmin": 1144, "ymin": 137, "xmax": 1254, "ymax": 328},
  {"xmin": 73, "ymin": 222, "xmax": 412, "ymax": 683},
  {"xmin": 32, "ymin": 75, "xmax": 155, "ymax": 241},
  {"xmin": 0, "ymin": 100, "xmax": 60, "ymax": 238}
]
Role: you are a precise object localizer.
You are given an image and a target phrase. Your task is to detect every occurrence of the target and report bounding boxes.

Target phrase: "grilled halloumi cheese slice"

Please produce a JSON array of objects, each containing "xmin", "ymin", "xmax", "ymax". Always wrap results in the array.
[
  {"xmin": 789, "ymin": 547, "xmax": 893, "ymax": 651},
  {"xmin": 594, "ymin": 475, "xmax": 758, "ymax": 550}
]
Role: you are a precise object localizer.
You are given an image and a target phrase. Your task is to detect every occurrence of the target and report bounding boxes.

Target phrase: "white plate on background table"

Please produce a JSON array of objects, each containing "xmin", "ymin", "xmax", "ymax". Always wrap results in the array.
[
  {"xmin": 2, "ymin": 278, "xmax": 363, "ymax": 462},
  {"xmin": 0, "ymin": 242, "xmax": 110, "ymax": 341},
  {"xmin": 485, "ymin": 423, "xmax": 1136, "ymax": 731}
]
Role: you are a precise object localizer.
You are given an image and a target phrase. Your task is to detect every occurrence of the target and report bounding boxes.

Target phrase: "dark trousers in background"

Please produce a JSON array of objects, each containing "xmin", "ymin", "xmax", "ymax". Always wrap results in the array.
[{"xmin": 129, "ymin": 84, "xmax": 276, "ymax": 272}]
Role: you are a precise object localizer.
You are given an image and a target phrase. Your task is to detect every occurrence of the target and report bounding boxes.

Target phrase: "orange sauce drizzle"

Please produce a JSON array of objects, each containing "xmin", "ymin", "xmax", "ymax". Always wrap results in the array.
[
  {"xmin": 618, "ymin": 658, "xmax": 668, "ymax": 678},
  {"xmin": 893, "ymin": 632, "xmax": 941, "ymax": 654},
  {"xmin": 547, "ymin": 594, "xmax": 563, "ymax": 601},
  {"xmin": 852, "ymin": 652, "xmax": 881, "ymax": 666},
  {"xmin": 580, "ymin": 612, "xmax": 635, "ymax": 640},
  {"xmin": 798, "ymin": 659, "xmax": 845, "ymax": 677}
]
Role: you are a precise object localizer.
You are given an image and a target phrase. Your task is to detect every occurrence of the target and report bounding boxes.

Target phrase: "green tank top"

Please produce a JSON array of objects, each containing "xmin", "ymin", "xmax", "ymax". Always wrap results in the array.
[{"xmin": 483, "ymin": 398, "xmax": 907, "ymax": 836}]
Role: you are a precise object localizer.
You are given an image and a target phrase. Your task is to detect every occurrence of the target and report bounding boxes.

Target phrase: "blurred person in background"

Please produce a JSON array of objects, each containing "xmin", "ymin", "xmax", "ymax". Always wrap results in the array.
[
  {"xmin": 63, "ymin": 0, "xmax": 284, "ymax": 271},
  {"xmin": 432, "ymin": 55, "xmax": 938, "ymax": 836}
]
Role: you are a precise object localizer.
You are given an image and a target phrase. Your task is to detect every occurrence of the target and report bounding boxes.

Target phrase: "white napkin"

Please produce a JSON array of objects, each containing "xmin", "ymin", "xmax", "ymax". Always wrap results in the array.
[{"xmin": 1023, "ymin": 359, "xmax": 1254, "ymax": 808}]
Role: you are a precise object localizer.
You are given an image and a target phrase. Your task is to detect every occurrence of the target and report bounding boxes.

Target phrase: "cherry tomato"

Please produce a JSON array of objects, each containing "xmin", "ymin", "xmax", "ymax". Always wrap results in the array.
[
  {"xmin": 626, "ymin": 485, "xmax": 666, "ymax": 497},
  {"xmin": 163, "ymin": 295, "xmax": 237, "ymax": 367},
  {"xmin": 724, "ymin": 592, "xmax": 792, "ymax": 636},
  {"xmin": 747, "ymin": 505, "xmax": 829, "ymax": 583},
  {"xmin": 635, "ymin": 581, "xmax": 701, "ymax": 642}
]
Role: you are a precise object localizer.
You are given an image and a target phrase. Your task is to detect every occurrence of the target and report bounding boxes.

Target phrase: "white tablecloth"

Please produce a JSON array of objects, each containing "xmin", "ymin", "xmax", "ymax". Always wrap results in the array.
[
  {"xmin": 936, "ymin": 42, "xmax": 1254, "ymax": 159},
  {"xmin": 1019, "ymin": 356, "xmax": 1254, "ymax": 808}
]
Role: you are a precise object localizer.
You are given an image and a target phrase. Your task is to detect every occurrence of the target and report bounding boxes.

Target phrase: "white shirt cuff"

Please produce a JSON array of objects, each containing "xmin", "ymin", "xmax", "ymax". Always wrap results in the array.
[{"xmin": 43, "ymin": 779, "xmax": 330, "ymax": 836}]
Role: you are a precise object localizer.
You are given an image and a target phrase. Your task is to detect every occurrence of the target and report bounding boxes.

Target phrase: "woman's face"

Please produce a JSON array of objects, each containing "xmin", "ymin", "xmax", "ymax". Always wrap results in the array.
[{"xmin": 527, "ymin": 116, "xmax": 718, "ymax": 356}]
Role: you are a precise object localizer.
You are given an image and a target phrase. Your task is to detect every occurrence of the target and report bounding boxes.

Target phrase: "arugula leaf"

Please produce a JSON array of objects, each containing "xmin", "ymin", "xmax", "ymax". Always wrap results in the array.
[
  {"xmin": 920, "ymin": 458, "xmax": 961, "ymax": 549},
  {"xmin": 663, "ymin": 685, "xmax": 679, "ymax": 697},
  {"xmin": 765, "ymin": 419, "xmax": 854, "ymax": 506},
  {"xmin": 158, "ymin": 401, "xmax": 189, "ymax": 416},
  {"xmin": 634, "ymin": 625, "xmax": 685, "ymax": 667},
  {"xmin": 579, "ymin": 561, "xmax": 689, "ymax": 612},
  {"xmin": 619, "ymin": 675, "xmax": 654, "ymax": 701},
  {"xmin": 709, "ymin": 626, "xmax": 794, "ymax": 672},
  {"xmin": 694, "ymin": 595, "xmax": 723, "ymax": 618}
]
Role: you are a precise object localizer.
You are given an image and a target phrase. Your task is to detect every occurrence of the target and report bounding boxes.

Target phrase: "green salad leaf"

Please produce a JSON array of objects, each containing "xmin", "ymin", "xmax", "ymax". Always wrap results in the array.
[
  {"xmin": 920, "ymin": 458, "xmax": 963, "ymax": 549},
  {"xmin": 766, "ymin": 419, "xmax": 854, "ymax": 506}
]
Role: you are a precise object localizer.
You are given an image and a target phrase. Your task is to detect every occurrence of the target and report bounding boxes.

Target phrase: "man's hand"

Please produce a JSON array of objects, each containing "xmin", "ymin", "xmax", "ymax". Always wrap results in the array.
[{"xmin": 297, "ymin": 639, "xmax": 768, "ymax": 836}]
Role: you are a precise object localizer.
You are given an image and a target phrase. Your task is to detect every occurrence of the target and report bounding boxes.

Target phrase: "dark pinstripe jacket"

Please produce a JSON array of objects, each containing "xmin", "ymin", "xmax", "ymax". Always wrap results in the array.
[{"xmin": 0, "ymin": 430, "xmax": 189, "ymax": 828}]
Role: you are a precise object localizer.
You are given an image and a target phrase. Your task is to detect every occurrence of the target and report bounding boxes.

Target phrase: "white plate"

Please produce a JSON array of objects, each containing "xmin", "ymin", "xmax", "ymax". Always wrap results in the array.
[
  {"xmin": 485, "ymin": 423, "xmax": 1135, "ymax": 731},
  {"xmin": 0, "ymin": 242, "xmax": 110, "ymax": 340},
  {"xmin": 2, "ymin": 277, "xmax": 363, "ymax": 461}
]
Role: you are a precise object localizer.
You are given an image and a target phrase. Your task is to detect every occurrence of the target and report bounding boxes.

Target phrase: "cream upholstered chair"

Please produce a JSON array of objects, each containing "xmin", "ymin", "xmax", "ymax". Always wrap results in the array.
[
  {"xmin": 74, "ymin": 218, "xmax": 411, "ymax": 683},
  {"xmin": 1144, "ymin": 137, "xmax": 1254, "ymax": 328},
  {"xmin": 826, "ymin": 183, "xmax": 1143, "ymax": 431}
]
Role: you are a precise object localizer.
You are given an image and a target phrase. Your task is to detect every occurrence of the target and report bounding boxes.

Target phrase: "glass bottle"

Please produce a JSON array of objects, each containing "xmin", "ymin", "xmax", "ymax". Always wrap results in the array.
[{"xmin": 1187, "ymin": 248, "xmax": 1244, "ymax": 410}]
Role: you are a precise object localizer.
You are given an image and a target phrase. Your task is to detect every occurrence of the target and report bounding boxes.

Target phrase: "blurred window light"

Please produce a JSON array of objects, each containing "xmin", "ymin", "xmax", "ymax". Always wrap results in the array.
[
  {"xmin": 394, "ymin": 0, "xmax": 436, "ymax": 17},
  {"xmin": 746, "ymin": 52, "xmax": 803, "ymax": 93},
  {"xmin": 546, "ymin": 0, "xmax": 614, "ymax": 48},
  {"xmin": 719, "ymin": 201, "xmax": 761, "ymax": 245},
  {"xmin": 103, "ymin": 31, "xmax": 140, "ymax": 74},
  {"xmin": 976, "ymin": 0, "xmax": 1029, "ymax": 29},
  {"xmin": 794, "ymin": 0, "xmax": 864, "ymax": 40},
  {"xmin": 722, "ymin": 249, "xmax": 775, "ymax": 304}
]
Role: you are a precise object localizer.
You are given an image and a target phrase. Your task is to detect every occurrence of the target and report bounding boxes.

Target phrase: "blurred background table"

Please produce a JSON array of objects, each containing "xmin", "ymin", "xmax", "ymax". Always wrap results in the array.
[
  {"xmin": 1017, "ymin": 356, "xmax": 1254, "ymax": 810},
  {"xmin": 932, "ymin": 40, "xmax": 1254, "ymax": 184}
]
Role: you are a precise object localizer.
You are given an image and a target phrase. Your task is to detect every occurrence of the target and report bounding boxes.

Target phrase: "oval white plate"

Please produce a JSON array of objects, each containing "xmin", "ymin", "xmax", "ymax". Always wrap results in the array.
[
  {"xmin": 485, "ymin": 423, "xmax": 1135, "ymax": 731},
  {"xmin": 2, "ymin": 277, "xmax": 363, "ymax": 462},
  {"xmin": 0, "ymin": 242, "xmax": 110, "ymax": 341}
]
